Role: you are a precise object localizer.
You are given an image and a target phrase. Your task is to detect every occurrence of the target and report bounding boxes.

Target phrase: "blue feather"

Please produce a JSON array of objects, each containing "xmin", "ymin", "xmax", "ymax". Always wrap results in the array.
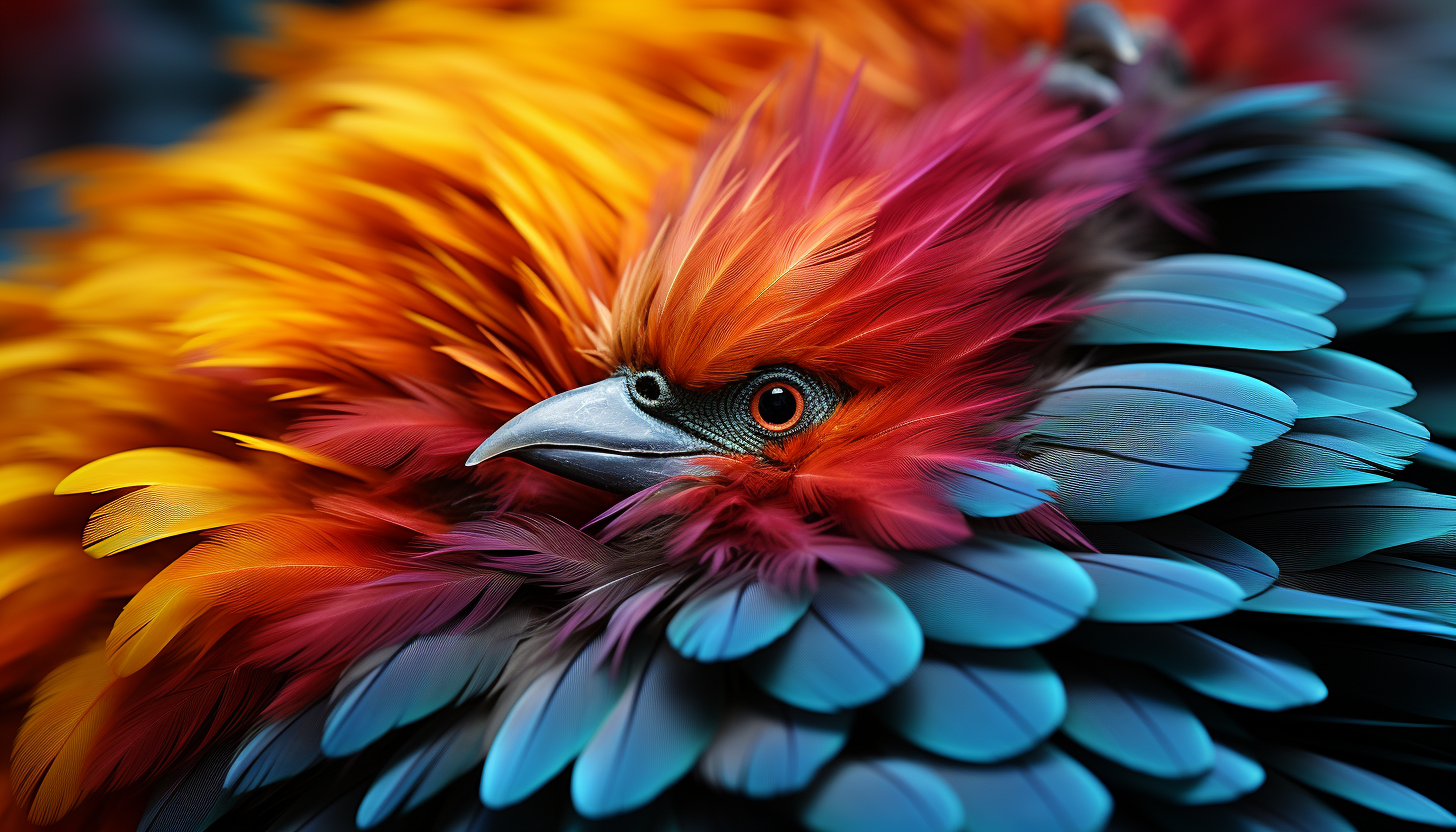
[
  {"xmin": 1205, "ymin": 483, "xmax": 1456, "ymax": 571},
  {"xmin": 1145, "ymin": 775, "xmax": 1358, "ymax": 832},
  {"xmin": 1097, "ymin": 515, "xmax": 1279, "ymax": 596},
  {"xmin": 800, "ymin": 759, "xmax": 963, "ymax": 832},
  {"xmin": 1240, "ymin": 587, "xmax": 1456, "ymax": 638},
  {"xmin": 480, "ymin": 636, "xmax": 635, "ymax": 809},
  {"xmin": 1153, "ymin": 348, "xmax": 1415, "ymax": 418},
  {"xmin": 1165, "ymin": 83, "xmax": 1341, "ymax": 140},
  {"xmin": 1277, "ymin": 554, "xmax": 1456, "ymax": 622},
  {"xmin": 944, "ymin": 462, "xmax": 1057, "ymax": 517},
  {"xmin": 1078, "ymin": 623, "xmax": 1327, "ymax": 711},
  {"xmin": 1071, "ymin": 553, "xmax": 1243, "ymax": 623},
  {"xmin": 572, "ymin": 642, "xmax": 724, "ymax": 818},
  {"xmin": 1299, "ymin": 409, "xmax": 1430, "ymax": 457},
  {"xmin": 744, "ymin": 574, "xmax": 921, "ymax": 713},
  {"xmin": 1087, "ymin": 741, "xmax": 1264, "ymax": 805},
  {"xmin": 935, "ymin": 745, "xmax": 1112, "ymax": 832},
  {"xmin": 884, "ymin": 532, "xmax": 1094, "ymax": 649},
  {"xmin": 323, "ymin": 610, "xmax": 524, "ymax": 757},
  {"xmin": 1098, "ymin": 255, "xmax": 1344, "ymax": 314},
  {"xmin": 1022, "ymin": 363, "xmax": 1297, "ymax": 521},
  {"xmin": 876, "ymin": 647, "xmax": 1063, "ymax": 763},
  {"xmin": 1244, "ymin": 408, "xmax": 1429, "ymax": 487},
  {"xmin": 1030, "ymin": 363, "xmax": 1297, "ymax": 445},
  {"xmin": 139, "ymin": 745, "xmax": 232, "ymax": 832},
  {"xmin": 1072, "ymin": 289, "xmax": 1335, "ymax": 350},
  {"xmin": 1418, "ymin": 442, "xmax": 1456, "ymax": 470},
  {"xmin": 1318, "ymin": 267, "xmax": 1426, "ymax": 334},
  {"xmin": 225, "ymin": 701, "xmax": 327, "ymax": 793},
  {"xmin": 1265, "ymin": 747, "xmax": 1456, "ymax": 827},
  {"xmin": 696, "ymin": 702, "xmax": 851, "ymax": 798},
  {"xmin": 1405, "ymin": 261, "xmax": 1456, "ymax": 329},
  {"xmin": 1060, "ymin": 664, "xmax": 1214, "ymax": 779},
  {"xmin": 357, "ymin": 709, "xmax": 492, "ymax": 829},
  {"xmin": 1024, "ymin": 427, "xmax": 1251, "ymax": 522},
  {"xmin": 667, "ymin": 580, "xmax": 810, "ymax": 663}
]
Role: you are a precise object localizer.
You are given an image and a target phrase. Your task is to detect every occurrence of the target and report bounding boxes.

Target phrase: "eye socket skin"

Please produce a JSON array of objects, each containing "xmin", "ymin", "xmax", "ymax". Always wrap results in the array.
[{"xmin": 750, "ymin": 381, "xmax": 805, "ymax": 432}]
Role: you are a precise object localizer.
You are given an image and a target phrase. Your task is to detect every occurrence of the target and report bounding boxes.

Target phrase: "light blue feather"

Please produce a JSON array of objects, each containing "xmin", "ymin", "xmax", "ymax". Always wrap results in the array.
[
  {"xmin": 876, "ymin": 647, "xmax": 1064, "ymax": 763},
  {"xmin": 1405, "ymin": 261, "xmax": 1456, "ymax": 329},
  {"xmin": 1022, "ymin": 363, "xmax": 1296, "ymax": 521},
  {"xmin": 1165, "ymin": 83, "xmax": 1341, "ymax": 140},
  {"xmin": 1243, "ymin": 408, "xmax": 1429, "ymax": 488},
  {"xmin": 1153, "ymin": 348, "xmax": 1416, "ymax": 418},
  {"xmin": 1024, "ymin": 426, "xmax": 1251, "ymax": 523},
  {"xmin": 667, "ymin": 580, "xmax": 810, "ymax": 663},
  {"xmin": 480, "ymin": 636, "xmax": 634, "ymax": 809},
  {"xmin": 696, "ymin": 702, "xmax": 851, "ymax": 798},
  {"xmin": 1240, "ymin": 586, "xmax": 1456, "ymax": 638},
  {"xmin": 323, "ymin": 611, "xmax": 524, "ymax": 757},
  {"xmin": 1208, "ymin": 482, "xmax": 1456, "ymax": 571},
  {"xmin": 800, "ymin": 760, "xmax": 963, "ymax": 832},
  {"xmin": 935, "ymin": 745, "xmax": 1112, "ymax": 832},
  {"xmin": 225, "ymin": 701, "xmax": 327, "ymax": 793},
  {"xmin": 1060, "ymin": 664, "xmax": 1214, "ymax": 779},
  {"xmin": 884, "ymin": 532, "xmax": 1095, "ymax": 649},
  {"xmin": 1144, "ymin": 775, "xmax": 1358, "ymax": 832},
  {"xmin": 356, "ymin": 709, "xmax": 492, "ymax": 829},
  {"xmin": 1079, "ymin": 623, "xmax": 1327, "ymax": 711},
  {"xmin": 944, "ymin": 462, "xmax": 1057, "ymax": 517},
  {"xmin": 1030, "ymin": 363, "xmax": 1297, "ymax": 446},
  {"xmin": 1318, "ymin": 267, "xmax": 1426, "ymax": 334},
  {"xmin": 1105, "ymin": 515, "xmax": 1279, "ymax": 596},
  {"xmin": 571, "ymin": 642, "xmax": 724, "ymax": 818},
  {"xmin": 744, "ymin": 574, "xmax": 921, "ymax": 713},
  {"xmin": 1071, "ymin": 553, "xmax": 1244, "ymax": 623},
  {"xmin": 1098, "ymin": 255, "xmax": 1344, "ymax": 314},
  {"xmin": 1072, "ymin": 289, "xmax": 1335, "ymax": 350},
  {"xmin": 1298, "ymin": 410, "xmax": 1430, "ymax": 458},
  {"xmin": 1417, "ymin": 442, "xmax": 1456, "ymax": 470},
  {"xmin": 1277, "ymin": 554, "xmax": 1456, "ymax": 622},
  {"xmin": 1265, "ymin": 747, "xmax": 1456, "ymax": 827},
  {"xmin": 1088, "ymin": 741, "xmax": 1264, "ymax": 805}
]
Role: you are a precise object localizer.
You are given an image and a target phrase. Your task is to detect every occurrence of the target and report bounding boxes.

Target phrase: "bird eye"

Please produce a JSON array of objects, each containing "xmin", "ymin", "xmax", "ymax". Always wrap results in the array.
[{"xmin": 750, "ymin": 381, "xmax": 804, "ymax": 432}]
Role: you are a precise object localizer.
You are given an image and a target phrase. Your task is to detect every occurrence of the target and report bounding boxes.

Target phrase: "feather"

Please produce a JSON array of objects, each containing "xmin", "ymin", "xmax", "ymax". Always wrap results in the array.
[
  {"xmin": 572, "ymin": 641, "xmax": 724, "ymax": 818},
  {"xmin": 876, "ymin": 647, "xmax": 1064, "ymax": 764},
  {"xmin": 667, "ymin": 579, "xmax": 810, "ymax": 663},
  {"xmin": 1096, "ymin": 255, "xmax": 1345, "ymax": 314},
  {"xmin": 1077, "ymin": 624, "xmax": 1327, "ymax": 711},
  {"xmin": 357, "ymin": 708, "xmax": 494, "ymax": 829},
  {"xmin": 1060, "ymin": 664, "xmax": 1214, "ymax": 779},
  {"xmin": 1276, "ymin": 555, "xmax": 1456, "ymax": 622},
  {"xmin": 1239, "ymin": 587, "xmax": 1455, "ymax": 637},
  {"xmin": 1070, "ymin": 553, "xmax": 1243, "ymax": 623},
  {"xmin": 1087, "ymin": 742, "xmax": 1264, "ymax": 805},
  {"xmin": 1319, "ymin": 267, "xmax": 1427, "ymax": 334},
  {"xmin": 1096, "ymin": 515, "xmax": 1279, "ymax": 596},
  {"xmin": 883, "ymin": 532, "xmax": 1095, "ymax": 649},
  {"xmin": 225, "ymin": 701, "xmax": 327, "ymax": 793},
  {"xmin": 322, "ymin": 608, "xmax": 525, "ymax": 756},
  {"xmin": 1243, "ymin": 408, "xmax": 1429, "ymax": 487},
  {"xmin": 944, "ymin": 462, "xmax": 1058, "ymax": 518},
  {"xmin": 1263, "ymin": 747, "xmax": 1456, "ymax": 827},
  {"xmin": 935, "ymin": 745, "xmax": 1112, "ymax": 832},
  {"xmin": 696, "ymin": 702, "xmax": 851, "ymax": 798},
  {"xmin": 1072, "ymin": 289, "xmax": 1335, "ymax": 351},
  {"xmin": 480, "ymin": 635, "xmax": 636, "ymax": 809},
  {"xmin": 1144, "ymin": 775, "xmax": 1358, "ymax": 832},
  {"xmin": 1164, "ymin": 83, "xmax": 1341, "ymax": 140},
  {"xmin": 1202, "ymin": 483, "xmax": 1456, "ymax": 571},
  {"xmin": 744, "ymin": 574, "xmax": 922, "ymax": 713},
  {"xmin": 266, "ymin": 783, "xmax": 369, "ymax": 832},
  {"xmin": 136, "ymin": 745, "xmax": 231, "ymax": 832},
  {"xmin": 799, "ymin": 759, "xmax": 963, "ymax": 832},
  {"xmin": 1153, "ymin": 348, "xmax": 1416, "ymax": 418},
  {"xmin": 1022, "ymin": 363, "xmax": 1296, "ymax": 521}
]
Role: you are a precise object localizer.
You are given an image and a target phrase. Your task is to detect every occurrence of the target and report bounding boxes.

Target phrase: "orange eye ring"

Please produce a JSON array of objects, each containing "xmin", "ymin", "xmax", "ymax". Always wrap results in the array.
[{"xmin": 750, "ymin": 381, "xmax": 804, "ymax": 432}]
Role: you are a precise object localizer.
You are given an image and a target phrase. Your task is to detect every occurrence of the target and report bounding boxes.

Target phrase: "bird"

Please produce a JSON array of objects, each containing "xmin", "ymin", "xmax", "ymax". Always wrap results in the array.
[{"xmin": 1, "ymin": 1, "xmax": 1455, "ymax": 831}]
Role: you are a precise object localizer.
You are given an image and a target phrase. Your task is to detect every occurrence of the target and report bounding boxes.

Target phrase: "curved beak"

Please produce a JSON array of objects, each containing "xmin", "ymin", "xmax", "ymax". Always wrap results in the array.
[{"xmin": 466, "ymin": 377, "xmax": 718, "ymax": 493}]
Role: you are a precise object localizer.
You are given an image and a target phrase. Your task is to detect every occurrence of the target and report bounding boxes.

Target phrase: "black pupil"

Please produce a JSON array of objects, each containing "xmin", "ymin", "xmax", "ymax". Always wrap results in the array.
[
  {"xmin": 635, "ymin": 375, "xmax": 661, "ymax": 401},
  {"xmin": 758, "ymin": 386, "xmax": 798, "ymax": 425}
]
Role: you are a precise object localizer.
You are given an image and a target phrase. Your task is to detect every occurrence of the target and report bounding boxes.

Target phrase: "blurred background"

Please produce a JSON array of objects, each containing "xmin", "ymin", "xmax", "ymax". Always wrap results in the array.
[{"xmin": 0, "ymin": 0, "xmax": 351, "ymax": 261}]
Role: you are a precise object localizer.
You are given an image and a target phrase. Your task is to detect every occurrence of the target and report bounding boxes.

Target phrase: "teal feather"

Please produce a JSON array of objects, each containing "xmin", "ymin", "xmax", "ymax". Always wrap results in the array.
[
  {"xmin": 225, "ymin": 701, "xmax": 326, "ymax": 793},
  {"xmin": 1073, "ymin": 290, "xmax": 1335, "ymax": 350},
  {"xmin": 944, "ymin": 462, "xmax": 1058, "ymax": 518},
  {"xmin": 1096, "ymin": 515, "xmax": 1279, "ymax": 596},
  {"xmin": 876, "ymin": 647, "xmax": 1064, "ymax": 763},
  {"xmin": 884, "ymin": 533, "xmax": 1095, "ymax": 649},
  {"xmin": 1072, "ymin": 553, "xmax": 1243, "ymax": 623},
  {"xmin": 1060, "ymin": 664, "xmax": 1215, "ymax": 779},
  {"xmin": 1097, "ymin": 255, "xmax": 1344, "ymax": 314},
  {"xmin": 667, "ymin": 580, "xmax": 810, "ymax": 663},
  {"xmin": 935, "ymin": 745, "xmax": 1112, "ymax": 832},
  {"xmin": 800, "ymin": 760, "xmax": 964, "ymax": 832},
  {"xmin": 1264, "ymin": 747, "xmax": 1456, "ymax": 827},
  {"xmin": 356, "ymin": 709, "xmax": 492, "ymax": 829},
  {"xmin": 744, "ymin": 574, "xmax": 922, "ymax": 713},
  {"xmin": 696, "ymin": 702, "xmax": 851, "ymax": 798},
  {"xmin": 1086, "ymin": 742, "xmax": 1264, "ymax": 805}
]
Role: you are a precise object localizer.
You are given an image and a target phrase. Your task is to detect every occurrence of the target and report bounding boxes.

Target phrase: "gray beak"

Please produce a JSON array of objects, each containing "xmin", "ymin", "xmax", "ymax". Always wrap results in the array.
[{"xmin": 466, "ymin": 376, "xmax": 718, "ymax": 493}]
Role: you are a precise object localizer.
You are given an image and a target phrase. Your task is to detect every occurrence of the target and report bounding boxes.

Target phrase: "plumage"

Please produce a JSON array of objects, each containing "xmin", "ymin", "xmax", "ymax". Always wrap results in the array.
[{"xmin": 1, "ymin": 0, "xmax": 1454, "ymax": 830}]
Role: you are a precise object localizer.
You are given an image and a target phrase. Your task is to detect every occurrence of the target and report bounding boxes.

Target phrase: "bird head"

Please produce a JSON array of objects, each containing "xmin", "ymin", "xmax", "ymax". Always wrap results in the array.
[{"xmin": 468, "ymin": 68, "xmax": 1143, "ymax": 583}]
